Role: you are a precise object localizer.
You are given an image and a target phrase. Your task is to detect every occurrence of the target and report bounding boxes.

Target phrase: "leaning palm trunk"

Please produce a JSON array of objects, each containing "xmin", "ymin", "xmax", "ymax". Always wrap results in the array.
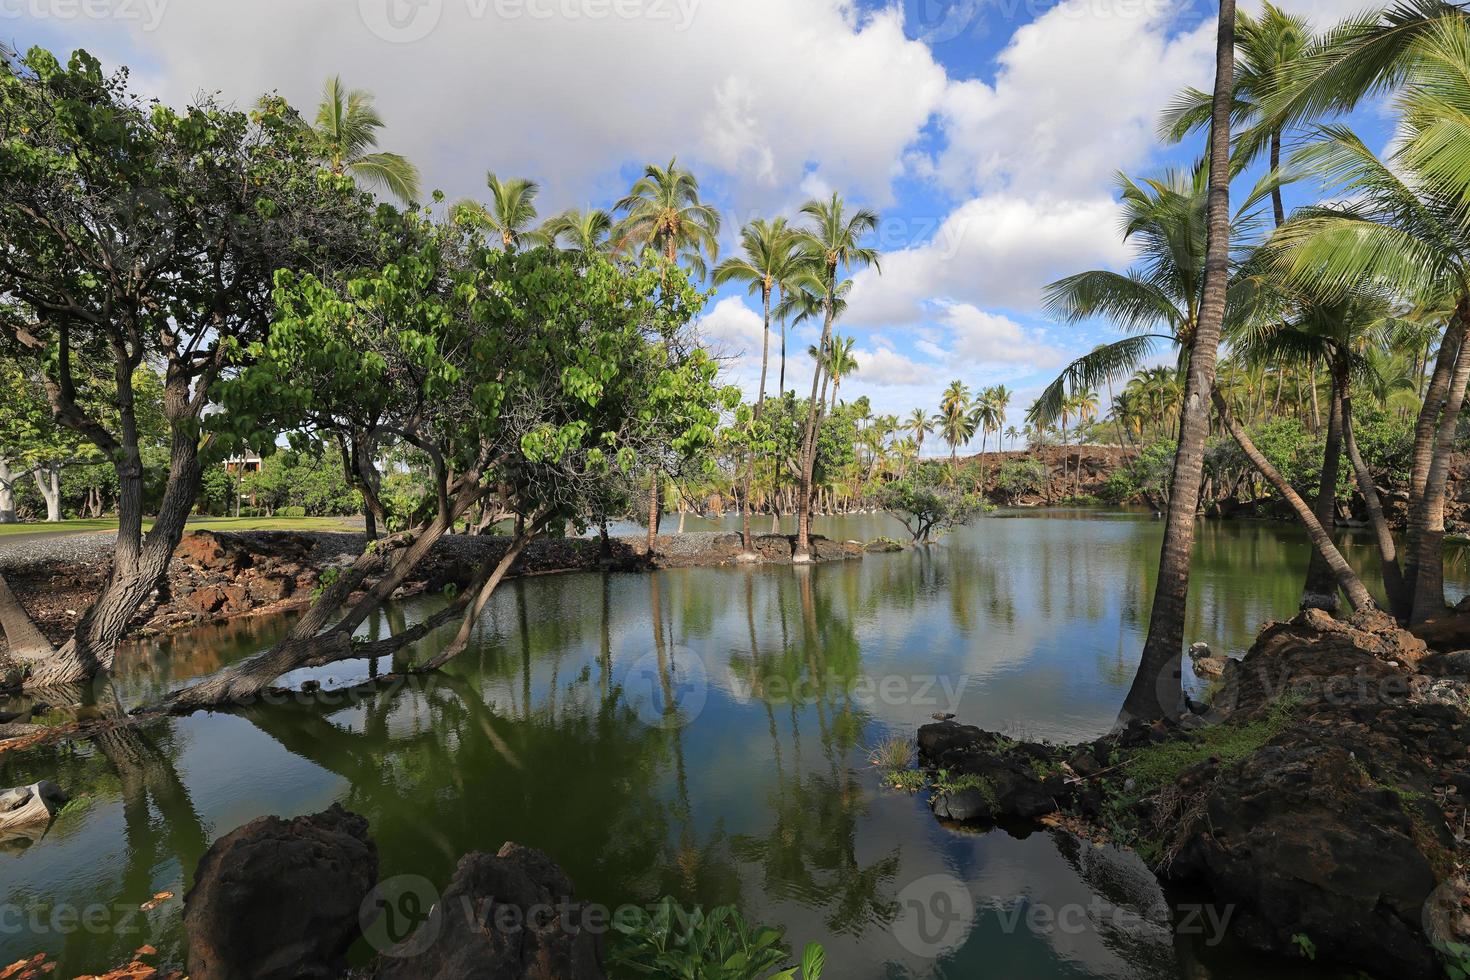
[
  {"xmin": 1119, "ymin": 0, "xmax": 1235, "ymax": 726},
  {"xmin": 1301, "ymin": 367, "xmax": 1347, "ymax": 611},
  {"xmin": 1343, "ymin": 392, "xmax": 1409, "ymax": 617},
  {"xmin": 1404, "ymin": 309, "xmax": 1467, "ymax": 615},
  {"xmin": 646, "ymin": 469, "xmax": 661, "ymax": 554},
  {"xmin": 1214, "ymin": 390, "xmax": 1376, "ymax": 611},
  {"xmin": 1409, "ymin": 324, "xmax": 1470, "ymax": 624}
]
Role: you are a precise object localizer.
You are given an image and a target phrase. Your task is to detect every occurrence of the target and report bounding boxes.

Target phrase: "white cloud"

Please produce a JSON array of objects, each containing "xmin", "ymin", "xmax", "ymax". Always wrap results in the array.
[
  {"xmin": 50, "ymin": 0, "xmax": 951, "ymax": 214},
  {"xmin": 847, "ymin": 193, "xmax": 1133, "ymax": 322},
  {"xmin": 696, "ymin": 296, "xmax": 765, "ymax": 359},
  {"xmin": 941, "ymin": 303, "xmax": 1065, "ymax": 367},
  {"xmin": 929, "ymin": 0, "xmax": 1216, "ymax": 199},
  {"xmin": 850, "ymin": 345, "xmax": 931, "ymax": 387}
]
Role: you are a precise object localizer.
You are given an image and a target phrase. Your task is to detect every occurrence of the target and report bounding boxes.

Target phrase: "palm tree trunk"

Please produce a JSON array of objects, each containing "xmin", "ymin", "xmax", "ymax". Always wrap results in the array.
[
  {"xmin": 1302, "ymin": 366, "xmax": 1347, "ymax": 610},
  {"xmin": 795, "ymin": 281, "xmax": 836, "ymax": 562},
  {"xmin": 1120, "ymin": 0, "xmax": 1236, "ymax": 726},
  {"xmin": 1269, "ymin": 129, "xmax": 1285, "ymax": 229},
  {"xmin": 742, "ymin": 285, "xmax": 773, "ymax": 553},
  {"xmin": 1405, "ymin": 305, "xmax": 1467, "ymax": 617},
  {"xmin": 1343, "ymin": 391, "xmax": 1409, "ymax": 618},
  {"xmin": 1410, "ymin": 321, "xmax": 1470, "ymax": 624},
  {"xmin": 1215, "ymin": 390, "xmax": 1375, "ymax": 611}
]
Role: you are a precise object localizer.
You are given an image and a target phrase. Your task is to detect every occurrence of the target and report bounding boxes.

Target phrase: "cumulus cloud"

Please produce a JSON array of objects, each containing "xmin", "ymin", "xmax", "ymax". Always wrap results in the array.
[
  {"xmin": 929, "ymin": 0, "xmax": 1215, "ymax": 198},
  {"xmin": 42, "ymin": 0, "xmax": 950, "ymax": 213},
  {"xmin": 846, "ymin": 193, "xmax": 1133, "ymax": 322},
  {"xmin": 940, "ymin": 303, "xmax": 1065, "ymax": 367}
]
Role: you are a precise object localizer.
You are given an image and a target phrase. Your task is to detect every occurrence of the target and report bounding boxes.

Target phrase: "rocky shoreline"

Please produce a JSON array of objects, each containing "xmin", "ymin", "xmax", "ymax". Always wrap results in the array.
[
  {"xmin": 0, "ymin": 529, "xmax": 863, "ymax": 661},
  {"xmin": 915, "ymin": 608, "xmax": 1470, "ymax": 978}
]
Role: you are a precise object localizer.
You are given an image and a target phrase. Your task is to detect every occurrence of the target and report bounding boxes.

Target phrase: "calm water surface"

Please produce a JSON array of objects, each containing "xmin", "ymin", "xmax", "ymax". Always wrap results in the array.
[{"xmin": 3, "ymin": 509, "xmax": 1465, "ymax": 978}]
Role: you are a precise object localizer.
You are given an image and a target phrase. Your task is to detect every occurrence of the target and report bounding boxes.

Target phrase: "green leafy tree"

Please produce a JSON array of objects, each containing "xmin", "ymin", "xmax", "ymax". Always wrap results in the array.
[
  {"xmin": 164, "ymin": 219, "xmax": 733, "ymax": 710},
  {"xmin": 0, "ymin": 47, "xmax": 370, "ymax": 687}
]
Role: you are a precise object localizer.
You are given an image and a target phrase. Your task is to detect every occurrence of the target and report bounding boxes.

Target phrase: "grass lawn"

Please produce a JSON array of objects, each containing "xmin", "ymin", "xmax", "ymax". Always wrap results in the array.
[{"xmin": 0, "ymin": 515, "xmax": 359, "ymax": 537}]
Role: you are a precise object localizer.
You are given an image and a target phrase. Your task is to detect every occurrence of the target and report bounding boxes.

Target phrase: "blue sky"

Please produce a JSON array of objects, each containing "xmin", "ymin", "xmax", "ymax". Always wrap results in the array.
[{"xmin": 5, "ymin": 0, "xmax": 1393, "ymax": 449}]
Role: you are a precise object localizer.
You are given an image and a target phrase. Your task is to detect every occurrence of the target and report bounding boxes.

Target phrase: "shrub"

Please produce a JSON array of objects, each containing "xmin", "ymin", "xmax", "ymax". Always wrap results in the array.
[
  {"xmin": 991, "ymin": 457, "xmax": 1046, "ymax": 504},
  {"xmin": 277, "ymin": 506, "xmax": 306, "ymax": 518},
  {"xmin": 609, "ymin": 897, "xmax": 825, "ymax": 980}
]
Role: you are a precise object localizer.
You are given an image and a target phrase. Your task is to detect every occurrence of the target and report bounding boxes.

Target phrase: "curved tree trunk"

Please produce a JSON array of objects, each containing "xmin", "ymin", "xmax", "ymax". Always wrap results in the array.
[
  {"xmin": 1343, "ymin": 392, "xmax": 1409, "ymax": 618},
  {"xmin": 1119, "ymin": 0, "xmax": 1235, "ymax": 726},
  {"xmin": 1410, "ymin": 323, "xmax": 1470, "ymax": 624},
  {"xmin": 1302, "ymin": 369, "xmax": 1346, "ymax": 611},
  {"xmin": 1215, "ymin": 389, "xmax": 1375, "ymax": 612},
  {"xmin": 1404, "ymin": 310, "xmax": 1466, "ymax": 600}
]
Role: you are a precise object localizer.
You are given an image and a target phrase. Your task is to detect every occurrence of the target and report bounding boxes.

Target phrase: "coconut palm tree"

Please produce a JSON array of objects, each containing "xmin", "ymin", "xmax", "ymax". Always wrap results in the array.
[
  {"xmin": 456, "ymin": 173, "xmax": 542, "ymax": 249},
  {"xmin": 541, "ymin": 207, "xmax": 614, "ymax": 253},
  {"xmin": 825, "ymin": 335, "xmax": 860, "ymax": 411},
  {"xmin": 615, "ymin": 159, "xmax": 722, "ymax": 552},
  {"xmin": 1121, "ymin": 0, "xmax": 1239, "ymax": 725},
  {"xmin": 714, "ymin": 217, "xmax": 803, "ymax": 551},
  {"xmin": 1161, "ymin": 2, "xmax": 1317, "ymax": 226},
  {"xmin": 298, "ymin": 75, "xmax": 420, "ymax": 204},
  {"xmin": 907, "ymin": 408, "xmax": 933, "ymax": 456},
  {"xmin": 1029, "ymin": 166, "xmax": 1257, "ymax": 433},
  {"xmin": 1270, "ymin": 14, "xmax": 1470, "ymax": 623},
  {"xmin": 614, "ymin": 158, "xmax": 721, "ymax": 280},
  {"xmin": 792, "ymin": 194, "xmax": 879, "ymax": 562}
]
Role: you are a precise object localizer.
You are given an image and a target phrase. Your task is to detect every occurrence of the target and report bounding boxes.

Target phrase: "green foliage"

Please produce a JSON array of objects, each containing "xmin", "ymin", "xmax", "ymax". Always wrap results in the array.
[
  {"xmin": 1290, "ymin": 933, "xmax": 1317, "ymax": 961},
  {"xmin": 240, "ymin": 449, "xmax": 361, "ymax": 516},
  {"xmin": 1122, "ymin": 695, "xmax": 1299, "ymax": 798},
  {"xmin": 876, "ymin": 463, "xmax": 985, "ymax": 542},
  {"xmin": 1104, "ymin": 439, "xmax": 1177, "ymax": 504},
  {"xmin": 609, "ymin": 897, "xmax": 825, "ymax": 980},
  {"xmin": 991, "ymin": 457, "xmax": 1047, "ymax": 504}
]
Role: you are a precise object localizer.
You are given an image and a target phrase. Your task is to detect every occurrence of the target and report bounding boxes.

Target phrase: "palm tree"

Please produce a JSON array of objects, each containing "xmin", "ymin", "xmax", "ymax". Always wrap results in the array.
[
  {"xmin": 825, "ymin": 335, "xmax": 860, "ymax": 411},
  {"xmin": 1229, "ymin": 264, "xmax": 1397, "ymax": 611},
  {"xmin": 457, "ymin": 173, "xmax": 541, "ymax": 249},
  {"xmin": 1030, "ymin": 166, "xmax": 1255, "ymax": 432},
  {"xmin": 1161, "ymin": 2, "xmax": 1317, "ymax": 226},
  {"xmin": 616, "ymin": 159, "xmax": 722, "ymax": 552},
  {"xmin": 541, "ymin": 207, "xmax": 614, "ymax": 253},
  {"xmin": 1253, "ymin": 1, "xmax": 1467, "ymax": 147},
  {"xmin": 906, "ymin": 408, "xmax": 933, "ymax": 456},
  {"xmin": 1004, "ymin": 425, "xmax": 1020, "ymax": 451},
  {"xmin": 935, "ymin": 397, "xmax": 979, "ymax": 471},
  {"xmin": 714, "ymin": 217, "xmax": 803, "ymax": 551},
  {"xmin": 614, "ymin": 158, "xmax": 721, "ymax": 280},
  {"xmin": 792, "ymin": 193, "xmax": 879, "ymax": 562},
  {"xmin": 297, "ymin": 75, "xmax": 420, "ymax": 204},
  {"xmin": 1271, "ymin": 15, "xmax": 1470, "ymax": 624},
  {"xmin": 1122, "ymin": 0, "xmax": 1239, "ymax": 726}
]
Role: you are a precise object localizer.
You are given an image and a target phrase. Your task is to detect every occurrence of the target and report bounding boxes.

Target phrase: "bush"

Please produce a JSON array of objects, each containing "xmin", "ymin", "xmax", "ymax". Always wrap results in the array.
[
  {"xmin": 277, "ymin": 505, "xmax": 306, "ymax": 518},
  {"xmin": 991, "ymin": 457, "xmax": 1046, "ymax": 504},
  {"xmin": 609, "ymin": 897, "xmax": 825, "ymax": 980},
  {"xmin": 876, "ymin": 465, "xmax": 986, "ymax": 542}
]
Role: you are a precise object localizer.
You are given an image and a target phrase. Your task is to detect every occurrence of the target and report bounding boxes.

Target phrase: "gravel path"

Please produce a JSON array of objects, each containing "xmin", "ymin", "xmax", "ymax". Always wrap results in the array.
[{"xmin": 0, "ymin": 531, "xmax": 116, "ymax": 571}]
